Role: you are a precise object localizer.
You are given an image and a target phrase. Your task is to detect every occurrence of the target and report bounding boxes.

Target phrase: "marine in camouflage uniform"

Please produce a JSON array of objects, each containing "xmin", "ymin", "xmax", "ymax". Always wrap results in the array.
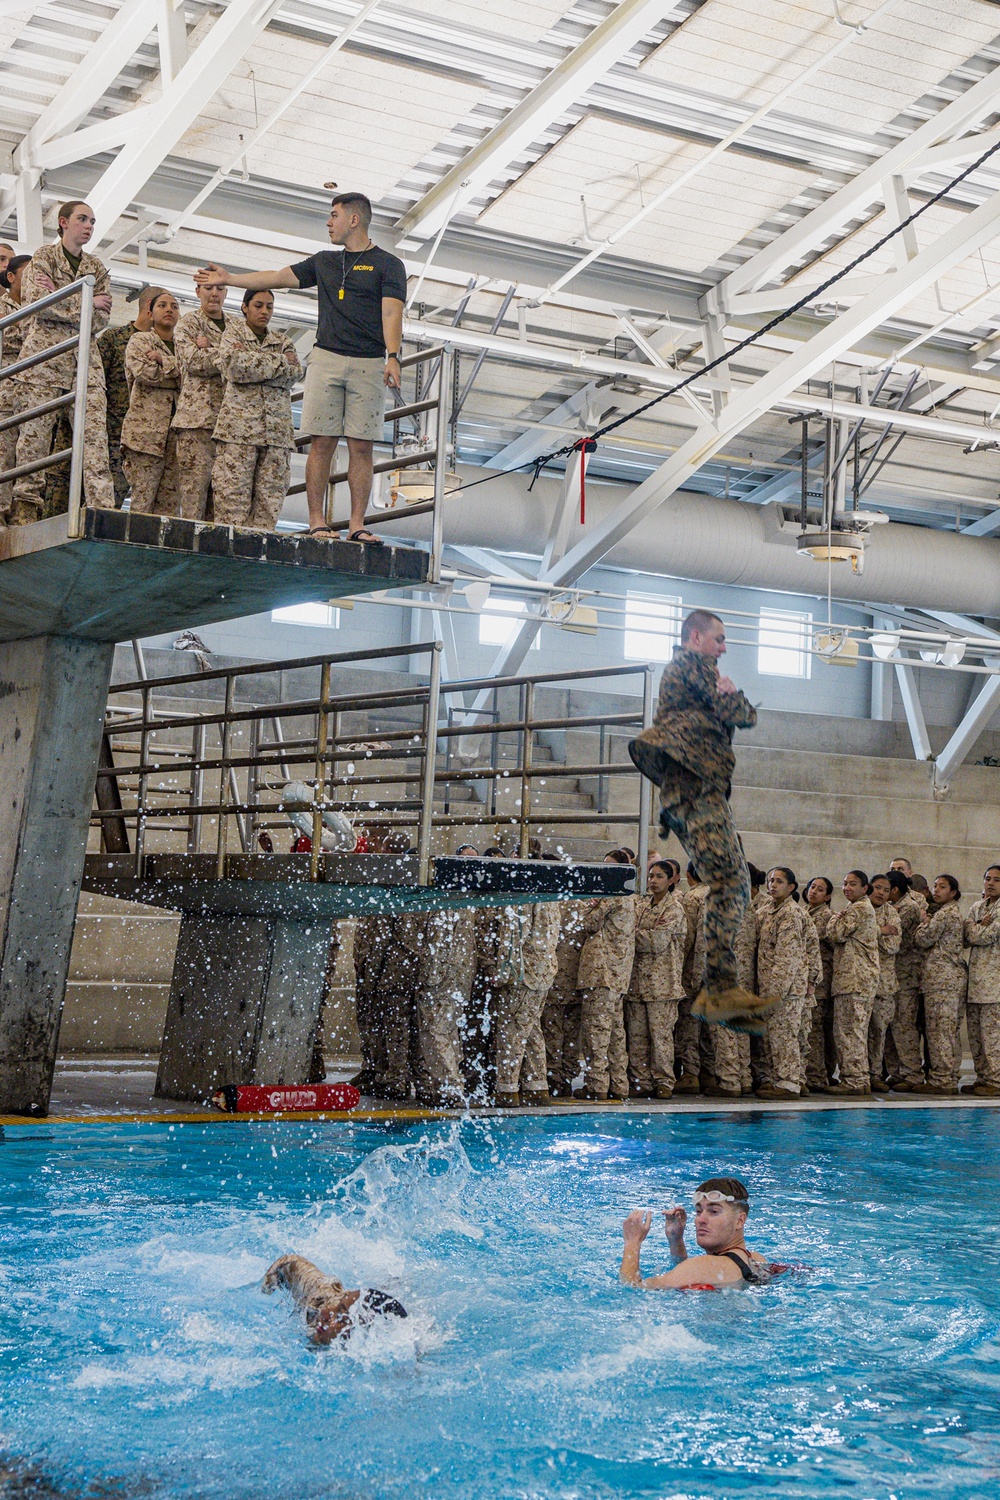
[
  {"xmin": 576, "ymin": 895, "xmax": 635, "ymax": 1100},
  {"xmin": 212, "ymin": 318, "xmax": 302, "ymax": 528},
  {"xmin": 827, "ymin": 894, "xmax": 880, "ymax": 1093},
  {"xmin": 798, "ymin": 902, "xmax": 823, "ymax": 1093},
  {"xmin": 964, "ymin": 887, "xmax": 1000, "ymax": 1094},
  {"xmin": 352, "ymin": 913, "xmax": 393, "ymax": 1092},
  {"xmin": 10, "ymin": 239, "xmax": 114, "ymax": 521},
  {"xmin": 172, "ymin": 303, "xmax": 241, "ymax": 518},
  {"xmin": 913, "ymin": 901, "xmax": 967, "ymax": 1093},
  {"xmin": 803, "ymin": 898, "xmax": 835, "ymax": 1090},
  {"xmin": 495, "ymin": 902, "xmax": 562, "ymax": 1105},
  {"xmin": 886, "ymin": 887, "xmax": 928, "ymax": 1088},
  {"xmin": 0, "ymin": 286, "xmax": 25, "ymax": 520},
  {"xmin": 630, "ymin": 642, "xmax": 771, "ymax": 1030},
  {"xmin": 754, "ymin": 893, "xmax": 810, "ymax": 1097},
  {"xmin": 98, "ymin": 318, "xmax": 140, "ymax": 505},
  {"xmin": 625, "ymin": 888, "xmax": 686, "ymax": 1097},
  {"xmin": 673, "ymin": 880, "xmax": 708, "ymax": 1091},
  {"xmin": 122, "ymin": 328, "xmax": 181, "ymax": 514},
  {"xmin": 413, "ymin": 908, "xmax": 475, "ymax": 1106},
  {"xmin": 541, "ymin": 898, "xmax": 587, "ymax": 1097},
  {"xmin": 867, "ymin": 891, "xmax": 902, "ymax": 1090},
  {"xmin": 466, "ymin": 904, "xmax": 519, "ymax": 1101}
]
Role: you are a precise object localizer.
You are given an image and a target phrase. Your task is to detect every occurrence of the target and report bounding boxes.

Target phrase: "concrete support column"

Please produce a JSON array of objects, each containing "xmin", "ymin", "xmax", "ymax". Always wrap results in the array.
[
  {"xmin": 0, "ymin": 635, "xmax": 114, "ymax": 1115},
  {"xmin": 155, "ymin": 915, "xmax": 336, "ymax": 1101}
]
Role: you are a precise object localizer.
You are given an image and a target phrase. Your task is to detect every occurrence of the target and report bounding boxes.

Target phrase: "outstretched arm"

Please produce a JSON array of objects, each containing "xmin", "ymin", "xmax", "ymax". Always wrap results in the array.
[
  {"xmin": 194, "ymin": 261, "xmax": 300, "ymax": 292},
  {"xmin": 620, "ymin": 1209, "xmax": 652, "ymax": 1286}
]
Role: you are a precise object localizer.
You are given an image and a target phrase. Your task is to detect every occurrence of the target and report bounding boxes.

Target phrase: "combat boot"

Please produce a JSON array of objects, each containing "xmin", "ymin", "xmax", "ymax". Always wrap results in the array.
[
  {"xmin": 520, "ymin": 1090, "xmax": 551, "ymax": 1108},
  {"xmin": 494, "ymin": 1092, "xmax": 521, "ymax": 1108},
  {"xmin": 692, "ymin": 986, "xmax": 780, "ymax": 1034}
]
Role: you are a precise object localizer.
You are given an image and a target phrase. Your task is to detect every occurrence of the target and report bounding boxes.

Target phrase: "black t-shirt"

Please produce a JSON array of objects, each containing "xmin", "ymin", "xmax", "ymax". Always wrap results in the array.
[{"xmin": 289, "ymin": 246, "xmax": 406, "ymax": 359}]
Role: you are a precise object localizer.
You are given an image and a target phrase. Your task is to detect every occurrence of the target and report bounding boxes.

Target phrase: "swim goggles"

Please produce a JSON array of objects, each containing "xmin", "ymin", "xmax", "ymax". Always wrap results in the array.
[{"xmin": 694, "ymin": 1190, "xmax": 749, "ymax": 1207}]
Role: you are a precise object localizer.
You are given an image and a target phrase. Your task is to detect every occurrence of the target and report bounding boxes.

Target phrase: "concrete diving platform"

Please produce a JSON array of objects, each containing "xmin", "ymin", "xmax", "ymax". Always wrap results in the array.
[
  {"xmin": 81, "ymin": 853, "xmax": 635, "ymax": 1106},
  {"xmin": 0, "ymin": 509, "xmax": 428, "ymax": 1117}
]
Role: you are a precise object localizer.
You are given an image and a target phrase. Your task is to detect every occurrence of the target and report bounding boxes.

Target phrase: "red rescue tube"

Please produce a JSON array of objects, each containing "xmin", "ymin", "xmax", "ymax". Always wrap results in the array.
[{"xmin": 211, "ymin": 1084, "xmax": 361, "ymax": 1113}]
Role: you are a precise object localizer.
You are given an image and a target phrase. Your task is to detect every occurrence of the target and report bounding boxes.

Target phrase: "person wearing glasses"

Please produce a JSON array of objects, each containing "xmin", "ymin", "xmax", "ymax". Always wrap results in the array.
[{"xmin": 620, "ymin": 1176, "xmax": 784, "ymax": 1289}]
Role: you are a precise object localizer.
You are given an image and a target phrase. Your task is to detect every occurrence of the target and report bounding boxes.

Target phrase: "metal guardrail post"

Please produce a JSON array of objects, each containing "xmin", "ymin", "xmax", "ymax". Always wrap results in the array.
[
  {"xmin": 188, "ymin": 721, "xmax": 206, "ymax": 853},
  {"xmin": 310, "ymin": 662, "xmax": 331, "ymax": 881},
  {"xmin": 518, "ymin": 679, "xmax": 534, "ymax": 858},
  {"xmin": 636, "ymin": 664, "xmax": 654, "ymax": 895},
  {"xmin": 429, "ymin": 346, "xmax": 452, "ymax": 585},
  {"xmin": 134, "ymin": 681, "xmax": 151, "ymax": 876},
  {"xmin": 215, "ymin": 675, "xmax": 235, "ymax": 879},
  {"xmin": 67, "ymin": 275, "xmax": 94, "ymax": 540},
  {"xmin": 416, "ymin": 642, "xmax": 443, "ymax": 884}
]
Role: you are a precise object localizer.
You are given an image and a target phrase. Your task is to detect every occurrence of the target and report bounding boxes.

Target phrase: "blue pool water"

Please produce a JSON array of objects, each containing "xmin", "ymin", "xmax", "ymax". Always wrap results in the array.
[{"xmin": 2, "ymin": 1109, "xmax": 999, "ymax": 1499}]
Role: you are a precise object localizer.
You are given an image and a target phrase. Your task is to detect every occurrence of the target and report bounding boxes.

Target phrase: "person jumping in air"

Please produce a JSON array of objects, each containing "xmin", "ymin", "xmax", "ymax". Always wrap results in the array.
[
  {"xmin": 619, "ymin": 1177, "xmax": 787, "ymax": 1290},
  {"xmin": 629, "ymin": 610, "xmax": 778, "ymax": 1032}
]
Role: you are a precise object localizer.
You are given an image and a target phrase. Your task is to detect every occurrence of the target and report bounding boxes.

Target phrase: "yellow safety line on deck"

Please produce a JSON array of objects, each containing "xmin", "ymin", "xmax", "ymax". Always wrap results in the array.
[{"xmin": 0, "ymin": 1109, "xmax": 455, "ymax": 1126}]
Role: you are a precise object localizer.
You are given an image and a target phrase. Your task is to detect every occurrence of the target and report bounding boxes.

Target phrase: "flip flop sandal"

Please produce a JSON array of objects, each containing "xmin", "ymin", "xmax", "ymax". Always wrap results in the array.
[
  {"xmin": 306, "ymin": 524, "xmax": 341, "ymax": 538},
  {"xmin": 348, "ymin": 529, "xmax": 385, "ymax": 546}
]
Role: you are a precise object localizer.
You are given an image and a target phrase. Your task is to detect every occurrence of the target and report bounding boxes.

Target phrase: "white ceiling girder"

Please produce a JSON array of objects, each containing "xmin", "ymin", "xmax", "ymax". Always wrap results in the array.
[
  {"xmin": 715, "ymin": 59, "xmax": 1000, "ymax": 306},
  {"xmin": 539, "ymin": 182, "xmax": 1000, "ymax": 588},
  {"xmin": 88, "ymin": 0, "xmax": 286, "ymax": 246},
  {"xmin": 31, "ymin": 109, "xmax": 156, "ymax": 174},
  {"xmin": 394, "ymin": 0, "xmax": 672, "ymax": 241}
]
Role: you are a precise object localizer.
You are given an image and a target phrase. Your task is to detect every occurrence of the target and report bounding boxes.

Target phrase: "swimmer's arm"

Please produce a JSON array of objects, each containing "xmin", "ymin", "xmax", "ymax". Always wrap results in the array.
[
  {"xmin": 664, "ymin": 1205, "xmax": 688, "ymax": 1263},
  {"xmin": 620, "ymin": 1209, "xmax": 652, "ymax": 1286}
]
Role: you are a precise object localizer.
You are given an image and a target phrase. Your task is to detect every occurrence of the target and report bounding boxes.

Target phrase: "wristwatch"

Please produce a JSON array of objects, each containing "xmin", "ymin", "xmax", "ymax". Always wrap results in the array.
[{"xmin": 386, "ymin": 351, "xmax": 401, "ymax": 361}]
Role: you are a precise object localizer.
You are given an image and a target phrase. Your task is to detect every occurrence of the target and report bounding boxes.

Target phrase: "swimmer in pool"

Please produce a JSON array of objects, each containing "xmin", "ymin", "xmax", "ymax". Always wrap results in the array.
[
  {"xmin": 619, "ymin": 1176, "xmax": 784, "ymax": 1290},
  {"xmin": 262, "ymin": 1254, "xmax": 408, "ymax": 1344}
]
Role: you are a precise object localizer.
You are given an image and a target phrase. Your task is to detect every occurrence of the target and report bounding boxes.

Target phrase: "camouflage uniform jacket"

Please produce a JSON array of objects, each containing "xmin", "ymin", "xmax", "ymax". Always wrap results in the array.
[
  {"xmin": 213, "ymin": 321, "xmax": 303, "ymax": 447},
  {"xmin": 628, "ymin": 890, "xmax": 686, "ymax": 1001},
  {"xmin": 872, "ymin": 901, "xmax": 902, "ymax": 999},
  {"xmin": 799, "ymin": 904, "xmax": 823, "ymax": 992},
  {"xmin": 122, "ymin": 331, "xmax": 179, "ymax": 455},
  {"xmin": 550, "ymin": 899, "xmax": 588, "ymax": 993},
  {"xmin": 173, "ymin": 309, "xmax": 241, "ymax": 430},
  {"xmin": 914, "ymin": 903, "xmax": 967, "ymax": 996},
  {"xmin": 806, "ymin": 903, "xmax": 834, "ymax": 1000},
  {"xmin": 892, "ymin": 892, "xmax": 926, "ymax": 991},
  {"xmin": 19, "ymin": 242, "xmax": 110, "ymax": 387},
  {"xmin": 418, "ymin": 908, "xmax": 476, "ymax": 995},
  {"xmin": 680, "ymin": 884, "xmax": 708, "ymax": 996},
  {"xmin": 0, "ymin": 291, "xmax": 25, "ymax": 410},
  {"xmin": 518, "ymin": 902, "xmax": 562, "ymax": 991},
  {"xmin": 577, "ymin": 896, "xmax": 636, "ymax": 994},
  {"xmin": 474, "ymin": 905, "xmax": 522, "ymax": 986},
  {"xmin": 98, "ymin": 320, "xmax": 137, "ymax": 435},
  {"xmin": 634, "ymin": 648, "xmax": 757, "ymax": 793},
  {"xmin": 964, "ymin": 897, "xmax": 1000, "ymax": 1004},
  {"xmin": 826, "ymin": 897, "xmax": 879, "ymax": 998},
  {"xmin": 756, "ymin": 896, "xmax": 808, "ymax": 1000}
]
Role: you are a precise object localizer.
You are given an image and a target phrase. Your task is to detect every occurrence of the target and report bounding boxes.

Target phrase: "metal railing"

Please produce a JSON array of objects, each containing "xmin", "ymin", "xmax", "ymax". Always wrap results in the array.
[
  {"xmin": 0, "ymin": 274, "xmax": 95, "ymax": 539},
  {"xmin": 92, "ymin": 643, "xmax": 654, "ymax": 888}
]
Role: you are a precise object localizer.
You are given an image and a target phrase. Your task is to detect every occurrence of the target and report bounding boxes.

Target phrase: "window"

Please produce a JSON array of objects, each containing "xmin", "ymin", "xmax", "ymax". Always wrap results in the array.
[
  {"xmin": 479, "ymin": 598, "xmax": 541, "ymax": 649},
  {"xmin": 757, "ymin": 607, "xmax": 812, "ymax": 678},
  {"xmin": 624, "ymin": 592, "xmax": 682, "ymax": 662},
  {"xmin": 271, "ymin": 603, "xmax": 341, "ymax": 628}
]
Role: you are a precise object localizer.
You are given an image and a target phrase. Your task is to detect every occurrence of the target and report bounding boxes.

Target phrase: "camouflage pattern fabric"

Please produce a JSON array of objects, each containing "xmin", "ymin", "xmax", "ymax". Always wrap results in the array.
[
  {"xmin": 660, "ymin": 785, "xmax": 750, "ymax": 993},
  {"xmin": 964, "ymin": 896, "xmax": 1000, "ymax": 1003},
  {"xmin": 212, "ymin": 441, "xmax": 290, "ymax": 529},
  {"xmin": 874, "ymin": 900, "xmax": 902, "ymax": 1000},
  {"xmin": 579, "ymin": 985, "xmax": 628, "ymax": 1096},
  {"xmin": 967, "ymin": 1002, "xmax": 1000, "ymax": 1087},
  {"xmin": 832, "ymin": 991, "xmax": 875, "ymax": 1091},
  {"xmin": 625, "ymin": 997, "xmax": 678, "ymax": 1091},
  {"xmin": 632, "ymin": 646, "xmax": 757, "ymax": 793},
  {"xmin": 495, "ymin": 983, "xmax": 549, "ymax": 1095},
  {"xmin": 0, "ymin": 289, "xmax": 26, "ymax": 516},
  {"xmin": 213, "ymin": 319, "xmax": 303, "ymax": 446},
  {"xmin": 827, "ymin": 898, "xmax": 879, "ymax": 999},
  {"xmin": 914, "ymin": 903, "xmax": 967, "ymax": 1089},
  {"xmin": 577, "ymin": 896, "xmax": 635, "ymax": 993},
  {"xmin": 628, "ymin": 891, "xmax": 686, "ymax": 1001},
  {"xmin": 123, "ymin": 439, "xmax": 182, "ymax": 515},
  {"xmin": 541, "ymin": 993, "xmax": 581, "ymax": 1091},
  {"xmin": 98, "ymin": 319, "xmax": 137, "ymax": 505}
]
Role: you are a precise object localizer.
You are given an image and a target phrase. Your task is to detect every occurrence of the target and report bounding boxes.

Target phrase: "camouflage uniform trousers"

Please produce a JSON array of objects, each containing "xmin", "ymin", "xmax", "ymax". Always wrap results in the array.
[
  {"xmin": 805, "ymin": 994, "xmax": 836, "ymax": 1089},
  {"xmin": 713, "ymin": 1026, "xmax": 751, "ymax": 1094},
  {"xmin": 762, "ymin": 992, "xmax": 806, "ymax": 1094},
  {"xmin": 10, "ymin": 372, "xmax": 114, "ymax": 520},
  {"xmin": 659, "ymin": 780, "xmax": 750, "ymax": 993},
  {"xmin": 541, "ymin": 987, "xmax": 581, "ymax": 1091},
  {"xmin": 463, "ymin": 973, "xmax": 496, "ymax": 1102},
  {"xmin": 495, "ymin": 982, "xmax": 549, "ymax": 1095},
  {"xmin": 625, "ymin": 998, "xmax": 679, "ymax": 1092},
  {"xmin": 374, "ymin": 988, "xmax": 415, "ymax": 1098},
  {"xmin": 889, "ymin": 985, "xmax": 926, "ymax": 1085},
  {"xmin": 923, "ymin": 985, "xmax": 965, "ymax": 1091},
  {"xmin": 579, "ymin": 986, "xmax": 628, "ymax": 1097},
  {"xmin": 412, "ymin": 983, "xmax": 467, "ymax": 1105},
  {"xmin": 123, "ymin": 434, "xmax": 182, "ymax": 516},
  {"xmin": 107, "ymin": 406, "xmax": 129, "ymax": 507},
  {"xmin": 967, "ymin": 1002, "xmax": 1000, "ymax": 1087},
  {"xmin": 174, "ymin": 428, "xmax": 215, "ymax": 520},
  {"xmin": 867, "ymin": 991, "xmax": 896, "ymax": 1083},
  {"xmin": 212, "ymin": 441, "xmax": 289, "ymax": 529},
  {"xmin": 353, "ymin": 981, "xmax": 384, "ymax": 1084},
  {"xmin": 832, "ymin": 990, "xmax": 876, "ymax": 1091},
  {"xmin": 673, "ymin": 995, "xmax": 702, "ymax": 1081}
]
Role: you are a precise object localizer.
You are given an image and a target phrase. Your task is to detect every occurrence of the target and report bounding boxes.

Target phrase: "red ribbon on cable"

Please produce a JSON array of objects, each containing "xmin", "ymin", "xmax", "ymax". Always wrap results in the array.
[{"xmin": 575, "ymin": 438, "xmax": 598, "ymax": 525}]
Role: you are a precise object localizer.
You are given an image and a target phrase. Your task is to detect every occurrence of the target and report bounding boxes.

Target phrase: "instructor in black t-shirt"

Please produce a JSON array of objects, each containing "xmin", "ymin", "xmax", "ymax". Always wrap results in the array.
[{"xmin": 194, "ymin": 192, "xmax": 406, "ymax": 544}]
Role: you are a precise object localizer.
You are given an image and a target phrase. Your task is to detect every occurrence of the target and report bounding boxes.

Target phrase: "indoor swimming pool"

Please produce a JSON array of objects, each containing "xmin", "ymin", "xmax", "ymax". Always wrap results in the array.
[{"xmin": 1, "ymin": 1109, "xmax": 998, "ymax": 1499}]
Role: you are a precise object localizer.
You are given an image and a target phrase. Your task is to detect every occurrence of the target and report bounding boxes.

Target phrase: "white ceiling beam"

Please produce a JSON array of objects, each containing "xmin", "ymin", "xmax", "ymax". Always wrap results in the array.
[
  {"xmin": 30, "ymin": 109, "xmax": 155, "ymax": 173},
  {"xmin": 539, "ymin": 181, "xmax": 1000, "ymax": 588},
  {"xmin": 157, "ymin": 0, "xmax": 189, "ymax": 84},
  {"xmin": 934, "ymin": 673, "xmax": 1000, "ymax": 787},
  {"xmin": 906, "ymin": 126, "xmax": 1000, "ymax": 179},
  {"xmin": 88, "ymin": 0, "xmax": 286, "ymax": 246},
  {"xmin": 961, "ymin": 510, "xmax": 1000, "ymax": 537},
  {"xmin": 715, "ymin": 60, "xmax": 1000, "ymax": 306},
  {"xmin": 394, "ymin": 0, "xmax": 671, "ymax": 241},
  {"xmin": 12, "ymin": 0, "xmax": 158, "ymax": 173}
]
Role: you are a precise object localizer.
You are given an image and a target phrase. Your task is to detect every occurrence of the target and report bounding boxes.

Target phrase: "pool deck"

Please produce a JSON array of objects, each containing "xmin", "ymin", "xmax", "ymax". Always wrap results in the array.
[{"xmin": 3, "ymin": 1055, "xmax": 996, "ymax": 1124}]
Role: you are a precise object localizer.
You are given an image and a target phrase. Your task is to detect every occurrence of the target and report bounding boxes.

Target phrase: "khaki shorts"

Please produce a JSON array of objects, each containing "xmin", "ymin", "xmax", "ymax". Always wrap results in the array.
[{"xmin": 300, "ymin": 347, "xmax": 386, "ymax": 441}]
